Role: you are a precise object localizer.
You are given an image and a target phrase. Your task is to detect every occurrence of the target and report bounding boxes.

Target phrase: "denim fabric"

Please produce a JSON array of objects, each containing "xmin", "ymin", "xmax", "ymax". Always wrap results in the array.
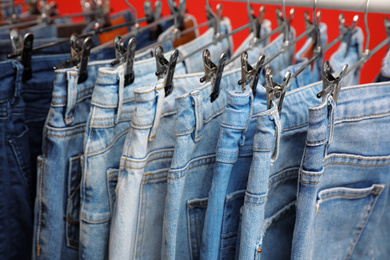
[
  {"xmin": 236, "ymin": 82, "xmax": 324, "ymax": 260},
  {"xmin": 291, "ymin": 82, "xmax": 390, "ymax": 259},
  {"xmin": 134, "ymin": 19, "xmax": 174, "ymax": 51},
  {"xmin": 376, "ymin": 48, "xmax": 390, "ymax": 82},
  {"xmin": 80, "ymin": 57, "xmax": 186, "ymax": 260},
  {"xmin": 1, "ymin": 2, "xmax": 22, "ymax": 17},
  {"xmin": 108, "ymin": 70, "xmax": 206, "ymax": 260},
  {"xmin": 199, "ymin": 30, "xmax": 296, "ymax": 260},
  {"xmin": 231, "ymin": 19, "xmax": 272, "ymax": 68},
  {"xmin": 0, "ymin": 60, "xmax": 33, "ymax": 260},
  {"xmin": 0, "ymin": 23, "xmax": 61, "ymax": 40},
  {"xmin": 280, "ymin": 23, "xmax": 328, "ymax": 91},
  {"xmin": 177, "ymin": 17, "xmax": 233, "ymax": 73},
  {"xmin": 32, "ymin": 61, "xmax": 113, "ymax": 260},
  {"xmin": 330, "ymin": 27, "xmax": 364, "ymax": 87}
]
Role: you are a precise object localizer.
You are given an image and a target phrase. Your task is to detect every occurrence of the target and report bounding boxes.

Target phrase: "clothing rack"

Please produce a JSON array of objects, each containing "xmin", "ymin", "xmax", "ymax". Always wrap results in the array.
[{"xmin": 211, "ymin": 0, "xmax": 390, "ymax": 14}]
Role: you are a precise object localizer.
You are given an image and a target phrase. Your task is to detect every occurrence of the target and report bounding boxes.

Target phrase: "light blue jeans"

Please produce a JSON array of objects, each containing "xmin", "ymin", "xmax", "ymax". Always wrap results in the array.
[
  {"xmin": 291, "ymin": 81, "xmax": 390, "ymax": 259},
  {"xmin": 79, "ymin": 59, "xmax": 186, "ymax": 260}
]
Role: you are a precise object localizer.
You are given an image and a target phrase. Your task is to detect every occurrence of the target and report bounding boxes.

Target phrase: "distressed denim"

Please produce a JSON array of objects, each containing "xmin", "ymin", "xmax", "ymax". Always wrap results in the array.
[
  {"xmin": 231, "ymin": 19, "xmax": 271, "ymax": 68},
  {"xmin": 199, "ymin": 30, "xmax": 297, "ymax": 260},
  {"xmin": 376, "ymin": 48, "xmax": 390, "ymax": 82},
  {"xmin": 291, "ymin": 82, "xmax": 390, "ymax": 260},
  {"xmin": 177, "ymin": 17, "xmax": 233, "ymax": 73},
  {"xmin": 0, "ymin": 60, "xmax": 33, "ymax": 260},
  {"xmin": 330, "ymin": 27, "xmax": 364, "ymax": 87},
  {"xmin": 108, "ymin": 70, "xmax": 208, "ymax": 260},
  {"xmin": 80, "ymin": 57, "xmax": 186, "ymax": 260},
  {"xmin": 32, "ymin": 61, "xmax": 114, "ymax": 260}
]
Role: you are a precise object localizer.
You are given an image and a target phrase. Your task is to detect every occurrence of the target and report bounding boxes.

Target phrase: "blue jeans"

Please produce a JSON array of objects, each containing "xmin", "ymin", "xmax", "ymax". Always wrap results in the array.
[
  {"xmin": 178, "ymin": 17, "xmax": 233, "ymax": 73},
  {"xmin": 236, "ymin": 82, "xmax": 323, "ymax": 260},
  {"xmin": 0, "ymin": 60, "xmax": 33, "ymax": 260},
  {"xmin": 291, "ymin": 82, "xmax": 390, "ymax": 259},
  {"xmin": 79, "ymin": 58, "xmax": 186, "ymax": 260},
  {"xmin": 330, "ymin": 27, "xmax": 364, "ymax": 87},
  {"xmin": 376, "ymin": 48, "xmax": 390, "ymax": 82},
  {"xmin": 199, "ymin": 29, "xmax": 298, "ymax": 260},
  {"xmin": 32, "ymin": 61, "xmax": 114, "ymax": 260}
]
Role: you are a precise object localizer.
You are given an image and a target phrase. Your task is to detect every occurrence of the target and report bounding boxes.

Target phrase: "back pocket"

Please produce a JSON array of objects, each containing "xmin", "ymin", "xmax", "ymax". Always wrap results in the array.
[
  {"xmin": 314, "ymin": 184, "xmax": 385, "ymax": 259},
  {"xmin": 187, "ymin": 198, "xmax": 208, "ymax": 260},
  {"xmin": 65, "ymin": 155, "xmax": 82, "ymax": 249}
]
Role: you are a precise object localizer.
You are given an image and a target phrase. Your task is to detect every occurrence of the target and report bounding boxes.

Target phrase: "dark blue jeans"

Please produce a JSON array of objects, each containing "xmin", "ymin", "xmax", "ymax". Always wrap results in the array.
[{"xmin": 0, "ymin": 59, "xmax": 33, "ymax": 260}]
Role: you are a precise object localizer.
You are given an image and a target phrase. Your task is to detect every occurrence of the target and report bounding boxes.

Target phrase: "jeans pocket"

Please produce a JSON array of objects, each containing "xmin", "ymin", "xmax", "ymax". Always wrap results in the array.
[
  {"xmin": 187, "ymin": 197, "xmax": 208, "ymax": 260},
  {"xmin": 106, "ymin": 168, "xmax": 119, "ymax": 214},
  {"xmin": 220, "ymin": 191, "xmax": 245, "ymax": 259},
  {"xmin": 8, "ymin": 125, "xmax": 31, "ymax": 188},
  {"xmin": 65, "ymin": 155, "xmax": 82, "ymax": 249},
  {"xmin": 314, "ymin": 184, "xmax": 385, "ymax": 258}
]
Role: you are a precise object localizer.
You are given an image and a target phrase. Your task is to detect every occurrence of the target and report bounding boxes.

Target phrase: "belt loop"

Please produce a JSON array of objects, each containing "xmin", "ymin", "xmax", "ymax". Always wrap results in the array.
[
  {"xmin": 240, "ymin": 89, "xmax": 254, "ymax": 146},
  {"xmin": 65, "ymin": 70, "xmax": 78, "ymax": 125},
  {"xmin": 191, "ymin": 90, "xmax": 203, "ymax": 142},
  {"xmin": 116, "ymin": 66, "xmax": 125, "ymax": 125},
  {"xmin": 149, "ymin": 84, "xmax": 165, "ymax": 141},
  {"xmin": 11, "ymin": 60, "xmax": 24, "ymax": 105},
  {"xmin": 271, "ymin": 102, "xmax": 282, "ymax": 163}
]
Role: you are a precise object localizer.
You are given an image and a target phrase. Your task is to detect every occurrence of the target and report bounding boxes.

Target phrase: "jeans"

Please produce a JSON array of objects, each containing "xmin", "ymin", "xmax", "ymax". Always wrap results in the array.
[
  {"xmin": 376, "ymin": 48, "xmax": 390, "ymax": 82},
  {"xmin": 231, "ymin": 19, "xmax": 271, "ymax": 68},
  {"xmin": 108, "ymin": 70, "xmax": 210, "ymax": 260},
  {"xmin": 79, "ymin": 57, "xmax": 186, "ymax": 260},
  {"xmin": 177, "ymin": 17, "xmax": 233, "ymax": 73},
  {"xmin": 291, "ymin": 82, "xmax": 390, "ymax": 259},
  {"xmin": 32, "ymin": 61, "xmax": 113, "ymax": 260},
  {"xmin": 200, "ymin": 30, "xmax": 297, "ymax": 260},
  {"xmin": 0, "ymin": 60, "xmax": 33, "ymax": 260},
  {"xmin": 330, "ymin": 27, "xmax": 364, "ymax": 87}
]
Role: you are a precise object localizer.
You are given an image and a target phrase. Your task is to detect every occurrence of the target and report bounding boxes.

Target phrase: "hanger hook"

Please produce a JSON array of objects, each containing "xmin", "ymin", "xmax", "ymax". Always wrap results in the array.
[
  {"xmin": 124, "ymin": 0, "xmax": 139, "ymax": 29},
  {"xmin": 364, "ymin": 0, "xmax": 370, "ymax": 53},
  {"xmin": 246, "ymin": 0, "xmax": 255, "ymax": 34},
  {"xmin": 313, "ymin": 0, "xmax": 322, "ymax": 48}
]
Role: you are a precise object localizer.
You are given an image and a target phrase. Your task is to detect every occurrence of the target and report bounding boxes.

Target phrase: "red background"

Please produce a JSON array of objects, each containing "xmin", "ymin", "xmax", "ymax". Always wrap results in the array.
[{"xmin": 56, "ymin": 0, "xmax": 389, "ymax": 84}]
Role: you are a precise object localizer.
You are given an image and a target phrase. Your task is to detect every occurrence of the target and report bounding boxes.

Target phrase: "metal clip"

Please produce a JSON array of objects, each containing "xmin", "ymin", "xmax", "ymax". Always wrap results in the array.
[
  {"xmin": 111, "ymin": 36, "xmax": 137, "ymax": 86},
  {"xmin": 339, "ymin": 13, "xmax": 359, "ymax": 58},
  {"xmin": 210, "ymin": 52, "xmax": 228, "ymax": 103},
  {"xmin": 168, "ymin": 0, "xmax": 186, "ymax": 31},
  {"xmin": 238, "ymin": 52, "xmax": 265, "ymax": 96},
  {"xmin": 77, "ymin": 37, "xmax": 93, "ymax": 84},
  {"xmin": 144, "ymin": 0, "xmax": 162, "ymax": 24},
  {"xmin": 200, "ymin": 49, "xmax": 217, "ymax": 83},
  {"xmin": 304, "ymin": 10, "xmax": 321, "ymax": 47},
  {"xmin": 9, "ymin": 29, "xmax": 22, "ymax": 55},
  {"xmin": 317, "ymin": 60, "xmax": 348, "ymax": 103},
  {"xmin": 265, "ymin": 67, "xmax": 291, "ymax": 112},
  {"xmin": 248, "ymin": 5, "xmax": 265, "ymax": 40},
  {"xmin": 155, "ymin": 46, "xmax": 179, "ymax": 96},
  {"xmin": 206, "ymin": 0, "xmax": 221, "ymax": 38},
  {"xmin": 21, "ymin": 33, "xmax": 34, "ymax": 82}
]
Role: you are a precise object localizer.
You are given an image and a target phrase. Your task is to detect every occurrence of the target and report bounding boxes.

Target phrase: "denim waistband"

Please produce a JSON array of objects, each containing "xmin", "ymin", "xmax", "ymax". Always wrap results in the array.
[
  {"xmin": 0, "ymin": 59, "xmax": 23, "ymax": 103},
  {"xmin": 306, "ymin": 81, "xmax": 390, "ymax": 146},
  {"xmin": 175, "ymin": 69, "xmax": 243, "ymax": 138}
]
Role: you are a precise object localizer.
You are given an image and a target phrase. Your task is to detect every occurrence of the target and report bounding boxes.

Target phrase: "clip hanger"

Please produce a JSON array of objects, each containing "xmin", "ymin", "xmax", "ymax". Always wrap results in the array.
[
  {"xmin": 155, "ymin": 46, "xmax": 179, "ymax": 96},
  {"xmin": 199, "ymin": 49, "xmax": 228, "ymax": 102},
  {"xmin": 111, "ymin": 36, "xmax": 137, "ymax": 86},
  {"xmin": 317, "ymin": 60, "xmax": 348, "ymax": 102},
  {"xmin": 168, "ymin": 0, "xmax": 186, "ymax": 31},
  {"xmin": 304, "ymin": 9, "xmax": 321, "ymax": 47},
  {"xmin": 206, "ymin": 0, "xmax": 221, "ymax": 37},
  {"xmin": 54, "ymin": 34, "xmax": 93, "ymax": 84},
  {"xmin": 265, "ymin": 67, "xmax": 291, "ymax": 112},
  {"xmin": 238, "ymin": 52, "xmax": 265, "ymax": 96},
  {"xmin": 9, "ymin": 30, "xmax": 34, "ymax": 81},
  {"xmin": 144, "ymin": 0, "xmax": 162, "ymax": 24},
  {"xmin": 339, "ymin": 13, "xmax": 359, "ymax": 58}
]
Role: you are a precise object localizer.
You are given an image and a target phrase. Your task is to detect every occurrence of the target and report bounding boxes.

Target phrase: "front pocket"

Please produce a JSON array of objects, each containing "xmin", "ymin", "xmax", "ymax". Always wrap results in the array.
[
  {"xmin": 314, "ymin": 184, "xmax": 385, "ymax": 259},
  {"xmin": 187, "ymin": 198, "xmax": 208, "ymax": 260},
  {"xmin": 8, "ymin": 125, "xmax": 31, "ymax": 187},
  {"xmin": 65, "ymin": 155, "xmax": 82, "ymax": 249}
]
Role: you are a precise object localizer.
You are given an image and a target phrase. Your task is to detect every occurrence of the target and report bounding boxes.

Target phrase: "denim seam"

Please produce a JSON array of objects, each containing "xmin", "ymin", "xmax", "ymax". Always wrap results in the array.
[
  {"xmin": 220, "ymin": 124, "xmax": 247, "ymax": 130},
  {"xmin": 253, "ymin": 148, "xmax": 273, "ymax": 152},
  {"xmin": 321, "ymin": 193, "xmax": 378, "ymax": 200},
  {"xmin": 91, "ymin": 111, "xmax": 134, "ymax": 121},
  {"xmin": 269, "ymin": 172, "xmax": 297, "ymax": 185},
  {"xmin": 84, "ymin": 128, "xmax": 129, "ymax": 157},
  {"xmin": 244, "ymin": 200, "xmax": 266, "ymax": 206},
  {"xmin": 300, "ymin": 171, "xmax": 323, "ymax": 176},
  {"xmin": 121, "ymin": 148, "xmax": 175, "ymax": 162},
  {"xmin": 245, "ymin": 193, "xmax": 267, "ymax": 199},
  {"xmin": 169, "ymin": 154, "xmax": 215, "ymax": 173},
  {"xmin": 80, "ymin": 215, "xmax": 111, "ymax": 223},
  {"xmin": 169, "ymin": 161, "xmax": 215, "ymax": 180},
  {"xmin": 346, "ymin": 191, "xmax": 382, "ymax": 259},
  {"xmin": 142, "ymin": 175, "xmax": 167, "ymax": 184},
  {"xmin": 306, "ymin": 138, "xmax": 327, "ymax": 145},
  {"xmin": 299, "ymin": 180, "xmax": 320, "ymax": 185},
  {"xmin": 334, "ymin": 111, "xmax": 390, "ymax": 124},
  {"xmin": 134, "ymin": 85, "xmax": 164, "ymax": 95},
  {"xmin": 323, "ymin": 161, "xmax": 390, "ymax": 167},
  {"xmin": 325, "ymin": 153, "xmax": 390, "ymax": 161},
  {"xmin": 46, "ymin": 130, "xmax": 85, "ymax": 138},
  {"xmin": 175, "ymin": 107, "xmax": 225, "ymax": 135},
  {"xmin": 282, "ymin": 123, "xmax": 309, "ymax": 133},
  {"xmin": 36, "ymin": 159, "xmax": 44, "ymax": 257},
  {"xmin": 51, "ymin": 92, "xmax": 93, "ymax": 105},
  {"xmin": 52, "ymin": 86, "xmax": 94, "ymax": 99},
  {"xmin": 120, "ymin": 156, "xmax": 172, "ymax": 170}
]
